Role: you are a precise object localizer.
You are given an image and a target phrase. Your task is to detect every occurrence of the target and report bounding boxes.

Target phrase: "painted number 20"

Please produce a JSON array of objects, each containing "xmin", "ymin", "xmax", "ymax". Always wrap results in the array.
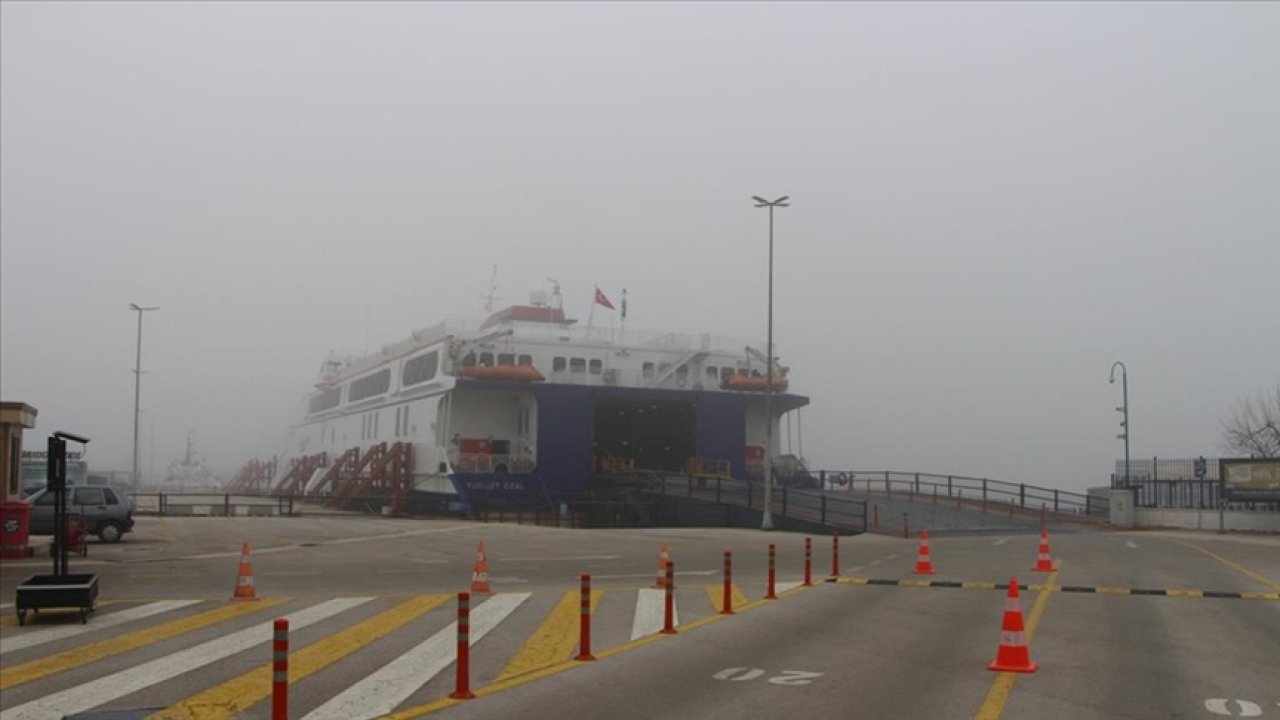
[{"xmin": 713, "ymin": 668, "xmax": 824, "ymax": 685}]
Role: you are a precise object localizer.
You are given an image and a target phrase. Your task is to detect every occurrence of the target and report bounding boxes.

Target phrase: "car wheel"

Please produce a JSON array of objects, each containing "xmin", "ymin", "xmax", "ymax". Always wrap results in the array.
[{"xmin": 97, "ymin": 521, "xmax": 123, "ymax": 543}]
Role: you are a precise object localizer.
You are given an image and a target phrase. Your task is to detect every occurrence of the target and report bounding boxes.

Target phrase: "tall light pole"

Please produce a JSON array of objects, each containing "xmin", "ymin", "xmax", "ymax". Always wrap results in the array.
[
  {"xmin": 752, "ymin": 195, "xmax": 789, "ymax": 530},
  {"xmin": 130, "ymin": 303, "xmax": 159, "ymax": 492},
  {"xmin": 1109, "ymin": 361, "xmax": 1130, "ymax": 488}
]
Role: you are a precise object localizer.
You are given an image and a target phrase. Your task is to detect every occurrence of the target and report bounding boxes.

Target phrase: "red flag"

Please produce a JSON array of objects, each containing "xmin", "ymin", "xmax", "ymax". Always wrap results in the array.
[{"xmin": 594, "ymin": 287, "xmax": 615, "ymax": 310}]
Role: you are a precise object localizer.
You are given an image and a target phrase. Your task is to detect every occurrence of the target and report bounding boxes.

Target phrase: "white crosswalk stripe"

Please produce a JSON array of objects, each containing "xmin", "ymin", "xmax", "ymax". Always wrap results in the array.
[
  {"xmin": 0, "ymin": 600, "xmax": 201, "ymax": 655},
  {"xmin": 303, "ymin": 592, "xmax": 531, "ymax": 720},
  {"xmin": 0, "ymin": 597, "xmax": 373, "ymax": 720}
]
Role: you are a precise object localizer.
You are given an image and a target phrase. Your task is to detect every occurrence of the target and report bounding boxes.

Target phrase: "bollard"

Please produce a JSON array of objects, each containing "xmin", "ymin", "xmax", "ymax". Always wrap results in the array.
[
  {"xmin": 803, "ymin": 537, "xmax": 813, "ymax": 587},
  {"xmin": 902, "ymin": 513, "xmax": 909, "ymax": 539},
  {"xmin": 449, "ymin": 592, "xmax": 476, "ymax": 699},
  {"xmin": 766, "ymin": 544, "xmax": 777, "ymax": 599},
  {"xmin": 575, "ymin": 573, "xmax": 595, "ymax": 660},
  {"xmin": 272, "ymin": 619, "xmax": 288, "ymax": 720},
  {"xmin": 721, "ymin": 551, "xmax": 734, "ymax": 615},
  {"xmin": 831, "ymin": 532, "xmax": 840, "ymax": 579},
  {"xmin": 661, "ymin": 561, "xmax": 677, "ymax": 634}
]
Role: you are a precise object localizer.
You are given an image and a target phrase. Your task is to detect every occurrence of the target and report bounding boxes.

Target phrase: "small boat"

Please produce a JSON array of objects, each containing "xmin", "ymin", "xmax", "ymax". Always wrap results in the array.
[
  {"xmin": 461, "ymin": 364, "xmax": 546, "ymax": 382},
  {"xmin": 721, "ymin": 375, "xmax": 789, "ymax": 392}
]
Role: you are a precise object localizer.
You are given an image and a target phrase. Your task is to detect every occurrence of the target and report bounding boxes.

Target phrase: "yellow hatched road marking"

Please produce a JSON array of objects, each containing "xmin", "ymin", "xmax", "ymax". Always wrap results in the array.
[
  {"xmin": 702, "ymin": 583, "xmax": 748, "ymax": 613},
  {"xmin": 899, "ymin": 579, "xmax": 931, "ymax": 588},
  {"xmin": 974, "ymin": 561, "xmax": 1060, "ymax": 720},
  {"xmin": 0, "ymin": 598, "xmax": 287, "ymax": 690},
  {"xmin": 495, "ymin": 589, "xmax": 603, "ymax": 682},
  {"xmin": 146, "ymin": 594, "xmax": 450, "ymax": 720}
]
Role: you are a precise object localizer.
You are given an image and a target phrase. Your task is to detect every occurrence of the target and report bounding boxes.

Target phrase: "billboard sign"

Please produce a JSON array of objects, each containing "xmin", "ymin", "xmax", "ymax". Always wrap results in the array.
[{"xmin": 1219, "ymin": 458, "xmax": 1280, "ymax": 502}]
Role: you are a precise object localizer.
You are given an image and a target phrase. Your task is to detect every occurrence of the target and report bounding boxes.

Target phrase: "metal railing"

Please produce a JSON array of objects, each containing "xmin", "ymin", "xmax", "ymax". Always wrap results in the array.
[
  {"xmin": 648, "ymin": 474, "xmax": 868, "ymax": 532},
  {"xmin": 811, "ymin": 470, "xmax": 1108, "ymax": 518}
]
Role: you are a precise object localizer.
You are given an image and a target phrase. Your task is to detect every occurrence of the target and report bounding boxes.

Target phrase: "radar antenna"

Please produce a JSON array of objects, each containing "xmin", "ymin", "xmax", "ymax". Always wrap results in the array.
[{"xmin": 483, "ymin": 265, "xmax": 501, "ymax": 312}]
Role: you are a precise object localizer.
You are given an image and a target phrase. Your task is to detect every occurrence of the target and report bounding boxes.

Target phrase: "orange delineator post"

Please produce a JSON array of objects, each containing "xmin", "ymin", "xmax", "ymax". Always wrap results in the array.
[
  {"xmin": 470, "ymin": 541, "xmax": 491, "ymax": 594},
  {"xmin": 272, "ymin": 619, "xmax": 288, "ymax": 720},
  {"xmin": 575, "ymin": 573, "xmax": 595, "ymax": 661},
  {"xmin": 721, "ymin": 551, "xmax": 734, "ymax": 615},
  {"xmin": 913, "ymin": 530, "xmax": 936, "ymax": 575},
  {"xmin": 661, "ymin": 562, "xmax": 677, "ymax": 634},
  {"xmin": 765, "ymin": 543, "xmax": 777, "ymax": 600},
  {"xmin": 988, "ymin": 577, "xmax": 1038, "ymax": 673},
  {"xmin": 449, "ymin": 592, "xmax": 476, "ymax": 699},
  {"xmin": 831, "ymin": 532, "xmax": 840, "ymax": 579},
  {"xmin": 803, "ymin": 537, "xmax": 813, "ymax": 587},
  {"xmin": 234, "ymin": 542, "xmax": 257, "ymax": 600},
  {"xmin": 1031, "ymin": 528, "xmax": 1054, "ymax": 573},
  {"xmin": 654, "ymin": 543, "xmax": 671, "ymax": 589}
]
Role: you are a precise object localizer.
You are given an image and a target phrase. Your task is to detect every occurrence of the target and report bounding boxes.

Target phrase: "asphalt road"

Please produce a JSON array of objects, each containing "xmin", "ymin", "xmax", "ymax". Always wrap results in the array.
[{"xmin": 1, "ymin": 516, "xmax": 1276, "ymax": 720}]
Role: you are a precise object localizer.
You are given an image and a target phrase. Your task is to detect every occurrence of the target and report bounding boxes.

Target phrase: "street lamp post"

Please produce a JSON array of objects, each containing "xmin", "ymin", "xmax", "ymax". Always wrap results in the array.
[
  {"xmin": 752, "ymin": 195, "xmax": 789, "ymax": 531},
  {"xmin": 1109, "ymin": 361, "xmax": 1130, "ymax": 488},
  {"xmin": 130, "ymin": 303, "xmax": 159, "ymax": 492}
]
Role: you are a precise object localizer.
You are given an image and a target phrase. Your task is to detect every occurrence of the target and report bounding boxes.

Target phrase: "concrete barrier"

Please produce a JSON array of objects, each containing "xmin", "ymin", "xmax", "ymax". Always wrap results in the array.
[{"xmin": 1135, "ymin": 508, "xmax": 1280, "ymax": 533}]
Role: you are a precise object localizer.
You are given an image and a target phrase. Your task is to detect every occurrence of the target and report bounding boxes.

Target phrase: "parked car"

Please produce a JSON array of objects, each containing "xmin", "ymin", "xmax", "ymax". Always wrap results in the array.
[{"xmin": 27, "ymin": 485, "xmax": 135, "ymax": 543}]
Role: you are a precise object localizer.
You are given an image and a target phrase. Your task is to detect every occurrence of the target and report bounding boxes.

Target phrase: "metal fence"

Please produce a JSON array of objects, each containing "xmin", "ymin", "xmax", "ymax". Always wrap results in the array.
[{"xmin": 1111, "ymin": 475, "xmax": 1277, "ymax": 511}]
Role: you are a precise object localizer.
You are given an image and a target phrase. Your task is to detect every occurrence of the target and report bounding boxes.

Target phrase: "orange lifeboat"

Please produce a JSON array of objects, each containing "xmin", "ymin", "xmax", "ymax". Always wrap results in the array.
[
  {"xmin": 721, "ymin": 375, "xmax": 788, "ymax": 392},
  {"xmin": 461, "ymin": 364, "xmax": 546, "ymax": 382}
]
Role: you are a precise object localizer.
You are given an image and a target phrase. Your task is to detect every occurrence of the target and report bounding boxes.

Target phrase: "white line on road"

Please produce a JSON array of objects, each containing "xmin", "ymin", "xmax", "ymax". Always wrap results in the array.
[
  {"xmin": 594, "ymin": 570, "xmax": 718, "ymax": 580},
  {"xmin": 630, "ymin": 588, "xmax": 678, "ymax": 640},
  {"xmin": 1125, "ymin": 540, "xmax": 1139, "ymax": 549},
  {"xmin": 182, "ymin": 525, "xmax": 481, "ymax": 560},
  {"xmin": 993, "ymin": 539, "xmax": 1008, "ymax": 546},
  {"xmin": 302, "ymin": 592, "xmax": 530, "ymax": 720},
  {"xmin": 501, "ymin": 555, "xmax": 623, "ymax": 562},
  {"xmin": 0, "ymin": 600, "xmax": 200, "ymax": 655},
  {"xmin": 0, "ymin": 597, "xmax": 372, "ymax": 720}
]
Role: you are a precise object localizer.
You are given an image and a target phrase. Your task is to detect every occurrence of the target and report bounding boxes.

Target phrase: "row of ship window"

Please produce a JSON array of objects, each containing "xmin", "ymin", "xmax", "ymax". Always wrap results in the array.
[{"xmin": 311, "ymin": 347, "xmax": 768, "ymax": 415}]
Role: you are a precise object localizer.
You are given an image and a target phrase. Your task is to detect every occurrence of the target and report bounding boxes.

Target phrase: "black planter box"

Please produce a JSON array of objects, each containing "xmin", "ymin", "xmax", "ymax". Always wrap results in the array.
[{"xmin": 14, "ymin": 573, "xmax": 99, "ymax": 625}]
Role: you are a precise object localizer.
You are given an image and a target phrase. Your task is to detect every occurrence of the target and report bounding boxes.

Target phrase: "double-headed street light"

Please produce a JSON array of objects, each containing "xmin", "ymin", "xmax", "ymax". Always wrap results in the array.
[
  {"xmin": 752, "ymin": 195, "xmax": 789, "ymax": 531},
  {"xmin": 130, "ymin": 303, "xmax": 159, "ymax": 491},
  {"xmin": 1109, "ymin": 361, "xmax": 1130, "ymax": 488}
]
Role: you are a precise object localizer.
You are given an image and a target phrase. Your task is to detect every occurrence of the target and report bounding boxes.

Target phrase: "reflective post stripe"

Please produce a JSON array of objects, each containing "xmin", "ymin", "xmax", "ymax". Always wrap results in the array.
[
  {"xmin": 803, "ymin": 537, "xmax": 812, "ymax": 587},
  {"xmin": 449, "ymin": 592, "xmax": 475, "ymax": 699},
  {"xmin": 661, "ymin": 562, "xmax": 677, "ymax": 634},
  {"xmin": 575, "ymin": 574, "xmax": 594, "ymax": 661},
  {"xmin": 831, "ymin": 533, "xmax": 840, "ymax": 579},
  {"xmin": 766, "ymin": 544, "xmax": 777, "ymax": 600},
  {"xmin": 271, "ymin": 618, "xmax": 287, "ymax": 720},
  {"xmin": 721, "ymin": 551, "xmax": 734, "ymax": 615}
]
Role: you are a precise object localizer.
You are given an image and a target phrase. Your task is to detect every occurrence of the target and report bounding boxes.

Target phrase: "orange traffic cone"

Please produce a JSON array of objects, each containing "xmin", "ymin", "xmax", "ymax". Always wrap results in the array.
[
  {"xmin": 1031, "ymin": 528, "xmax": 1054, "ymax": 573},
  {"xmin": 233, "ymin": 542, "xmax": 257, "ymax": 600},
  {"xmin": 913, "ymin": 530, "xmax": 935, "ymax": 575},
  {"xmin": 987, "ymin": 577, "xmax": 1038, "ymax": 673},
  {"xmin": 654, "ymin": 543, "xmax": 671, "ymax": 589},
  {"xmin": 470, "ymin": 541, "xmax": 491, "ymax": 594}
]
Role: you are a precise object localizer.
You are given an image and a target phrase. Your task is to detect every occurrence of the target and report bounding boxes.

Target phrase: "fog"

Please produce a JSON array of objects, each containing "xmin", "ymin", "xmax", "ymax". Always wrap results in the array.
[{"xmin": 2, "ymin": 2, "xmax": 1276, "ymax": 492}]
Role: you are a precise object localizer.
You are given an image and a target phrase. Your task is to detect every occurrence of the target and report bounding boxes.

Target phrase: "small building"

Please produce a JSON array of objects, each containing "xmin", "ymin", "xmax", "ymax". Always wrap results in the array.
[{"xmin": 1, "ymin": 402, "xmax": 38, "ymax": 502}]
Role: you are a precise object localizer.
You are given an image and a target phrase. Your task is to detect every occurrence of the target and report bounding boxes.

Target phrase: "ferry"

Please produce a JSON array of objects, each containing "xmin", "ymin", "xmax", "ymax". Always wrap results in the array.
[{"xmin": 238, "ymin": 285, "xmax": 809, "ymax": 511}]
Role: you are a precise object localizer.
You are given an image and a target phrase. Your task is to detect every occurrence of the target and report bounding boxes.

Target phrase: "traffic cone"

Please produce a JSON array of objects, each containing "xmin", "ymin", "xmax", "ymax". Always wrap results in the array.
[
  {"xmin": 1031, "ymin": 528, "xmax": 1054, "ymax": 573},
  {"xmin": 913, "ymin": 530, "xmax": 935, "ymax": 575},
  {"xmin": 654, "ymin": 543, "xmax": 671, "ymax": 589},
  {"xmin": 233, "ymin": 542, "xmax": 257, "ymax": 600},
  {"xmin": 470, "ymin": 541, "xmax": 491, "ymax": 594},
  {"xmin": 987, "ymin": 577, "xmax": 1038, "ymax": 673}
]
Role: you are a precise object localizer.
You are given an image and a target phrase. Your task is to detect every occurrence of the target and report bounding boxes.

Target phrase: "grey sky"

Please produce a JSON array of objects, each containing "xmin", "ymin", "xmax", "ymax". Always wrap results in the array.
[{"xmin": 2, "ymin": 2, "xmax": 1276, "ymax": 491}]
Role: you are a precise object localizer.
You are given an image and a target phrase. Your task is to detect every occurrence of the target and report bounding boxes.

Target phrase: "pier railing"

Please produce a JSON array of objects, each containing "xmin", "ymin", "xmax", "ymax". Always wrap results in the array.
[{"xmin": 811, "ymin": 470, "xmax": 1108, "ymax": 519}]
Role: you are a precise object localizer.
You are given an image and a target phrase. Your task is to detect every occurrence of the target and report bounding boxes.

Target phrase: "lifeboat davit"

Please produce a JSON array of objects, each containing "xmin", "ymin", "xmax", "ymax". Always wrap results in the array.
[
  {"xmin": 461, "ymin": 364, "xmax": 546, "ymax": 382},
  {"xmin": 721, "ymin": 375, "xmax": 788, "ymax": 392}
]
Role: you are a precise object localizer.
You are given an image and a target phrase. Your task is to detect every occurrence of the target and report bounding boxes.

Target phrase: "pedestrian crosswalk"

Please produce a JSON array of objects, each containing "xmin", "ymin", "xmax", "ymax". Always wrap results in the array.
[{"xmin": 0, "ymin": 582, "xmax": 804, "ymax": 720}]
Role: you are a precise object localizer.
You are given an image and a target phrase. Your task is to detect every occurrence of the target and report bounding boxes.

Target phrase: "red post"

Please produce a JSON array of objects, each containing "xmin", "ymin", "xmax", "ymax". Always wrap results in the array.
[
  {"xmin": 449, "ymin": 592, "xmax": 476, "ymax": 699},
  {"xmin": 661, "ymin": 561, "xmax": 677, "ymax": 634},
  {"xmin": 575, "ymin": 573, "xmax": 595, "ymax": 660},
  {"xmin": 272, "ymin": 619, "xmax": 288, "ymax": 720},
  {"xmin": 803, "ymin": 537, "xmax": 812, "ymax": 586},
  {"xmin": 766, "ymin": 543, "xmax": 777, "ymax": 599},
  {"xmin": 831, "ymin": 532, "xmax": 840, "ymax": 579},
  {"xmin": 721, "ymin": 551, "xmax": 734, "ymax": 615},
  {"xmin": 902, "ymin": 513, "xmax": 909, "ymax": 539}
]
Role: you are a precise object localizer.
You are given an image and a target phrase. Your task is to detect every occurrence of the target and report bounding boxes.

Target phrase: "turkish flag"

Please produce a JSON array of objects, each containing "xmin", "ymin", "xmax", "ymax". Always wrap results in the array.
[{"xmin": 594, "ymin": 287, "xmax": 615, "ymax": 309}]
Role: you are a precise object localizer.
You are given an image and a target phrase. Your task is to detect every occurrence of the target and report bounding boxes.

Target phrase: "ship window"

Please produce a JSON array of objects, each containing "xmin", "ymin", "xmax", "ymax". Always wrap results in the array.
[
  {"xmin": 498, "ymin": 353, "xmax": 515, "ymax": 365},
  {"xmin": 403, "ymin": 351, "xmax": 439, "ymax": 386},
  {"xmin": 553, "ymin": 357, "xmax": 567, "ymax": 372},
  {"xmin": 642, "ymin": 362, "xmax": 655, "ymax": 379},
  {"xmin": 518, "ymin": 354, "xmax": 533, "ymax": 366},
  {"xmin": 479, "ymin": 352, "xmax": 494, "ymax": 366},
  {"xmin": 706, "ymin": 366, "xmax": 719, "ymax": 379},
  {"xmin": 349, "ymin": 369, "xmax": 391, "ymax": 402},
  {"xmin": 721, "ymin": 367, "xmax": 735, "ymax": 383},
  {"xmin": 570, "ymin": 358, "xmax": 586, "ymax": 373},
  {"xmin": 589, "ymin": 359, "xmax": 603, "ymax": 375},
  {"xmin": 463, "ymin": 352, "xmax": 477, "ymax": 368},
  {"xmin": 309, "ymin": 387, "xmax": 342, "ymax": 414}
]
